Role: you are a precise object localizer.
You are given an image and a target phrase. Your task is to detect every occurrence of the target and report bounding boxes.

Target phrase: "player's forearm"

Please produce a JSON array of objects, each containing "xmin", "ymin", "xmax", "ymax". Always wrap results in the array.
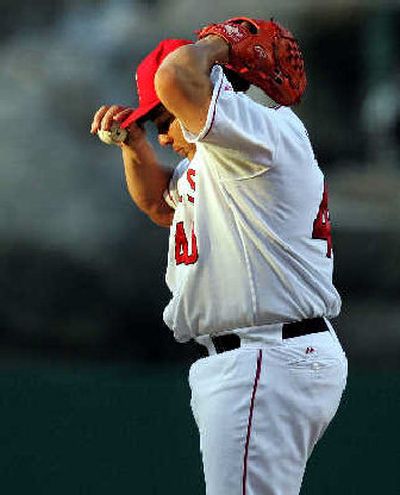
[
  {"xmin": 121, "ymin": 138, "xmax": 173, "ymax": 226},
  {"xmin": 157, "ymin": 36, "xmax": 229, "ymax": 82},
  {"xmin": 154, "ymin": 37, "xmax": 229, "ymax": 133}
]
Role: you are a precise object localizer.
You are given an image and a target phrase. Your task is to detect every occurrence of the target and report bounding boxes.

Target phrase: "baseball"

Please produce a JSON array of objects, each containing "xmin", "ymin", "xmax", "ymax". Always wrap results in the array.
[{"xmin": 97, "ymin": 122, "xmax": 128, "ymax": 145}]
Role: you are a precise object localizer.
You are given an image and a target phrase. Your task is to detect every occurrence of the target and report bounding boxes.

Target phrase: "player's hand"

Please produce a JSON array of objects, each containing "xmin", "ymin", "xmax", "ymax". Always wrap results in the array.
[
  {"xmin": 122, "ymin": 121, "xmax": 147, "ymax": 148},
  {"xmin": 90, "ymin": 105, "xmax": 133, "ymax": 134}
]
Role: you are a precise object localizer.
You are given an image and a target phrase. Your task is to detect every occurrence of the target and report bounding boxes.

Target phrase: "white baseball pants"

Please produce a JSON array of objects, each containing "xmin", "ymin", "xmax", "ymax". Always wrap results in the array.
[{"xmin": 189, "ymin": 327, "xmax": 347, "ymax": 495}]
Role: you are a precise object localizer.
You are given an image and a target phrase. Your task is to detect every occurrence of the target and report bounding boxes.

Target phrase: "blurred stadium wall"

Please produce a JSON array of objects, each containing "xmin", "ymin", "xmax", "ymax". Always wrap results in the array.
[{"xmin": 0, "ymin": 1, "xmax": 399, "ymax": 493}]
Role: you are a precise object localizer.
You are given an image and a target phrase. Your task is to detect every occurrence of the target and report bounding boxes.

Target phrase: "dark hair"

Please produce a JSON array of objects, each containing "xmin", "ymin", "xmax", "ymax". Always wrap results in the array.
[{"xmin": 222, "ymin": 66, "xmax": 251, "ymax": 92}]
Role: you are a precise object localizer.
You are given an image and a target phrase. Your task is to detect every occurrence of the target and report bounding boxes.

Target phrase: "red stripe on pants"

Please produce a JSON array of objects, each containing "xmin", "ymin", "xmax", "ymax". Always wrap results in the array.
[{"xmin": 242, "ymin": 349, "xmax": 263, "ymax": 495}]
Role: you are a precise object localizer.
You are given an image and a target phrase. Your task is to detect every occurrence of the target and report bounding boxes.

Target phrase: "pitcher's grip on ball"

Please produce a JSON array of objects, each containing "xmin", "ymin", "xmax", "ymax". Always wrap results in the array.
[{"xmin": 97, "ymin": 122, "xmax": 128, "ymax": 145}]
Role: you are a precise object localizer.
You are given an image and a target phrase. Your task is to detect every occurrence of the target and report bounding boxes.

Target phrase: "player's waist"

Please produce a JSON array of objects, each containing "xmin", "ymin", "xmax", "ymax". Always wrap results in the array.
[{"xmin": 195, "ymin": 317, "xmax": 331, "ymax": 355}]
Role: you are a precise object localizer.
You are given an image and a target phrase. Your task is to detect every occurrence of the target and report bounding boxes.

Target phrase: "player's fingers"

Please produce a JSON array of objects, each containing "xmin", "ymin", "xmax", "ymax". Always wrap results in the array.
[
  {"xmin": 101, "ymin": 105, "xmax": 126, "ymax": 131},
  {"xmin": 90, "ymin": 105, "xmax": 109, "ymax": 134},
  {"xmin": 114, "ymin": 107, "xmax": 134, "ymax": 123},
  {"xmin": 121, "ymin": 121, "xmax": 147, "ymax": 148}
]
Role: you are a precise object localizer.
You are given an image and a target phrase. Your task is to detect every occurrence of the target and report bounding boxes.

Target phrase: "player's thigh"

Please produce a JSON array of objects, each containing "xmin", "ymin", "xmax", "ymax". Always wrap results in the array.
[
  {"xmin": 241, "ymin": 339, "xmax": 347, "ymax": 495},
  {"xmin": 189, "ymin": 349, "xmax": 261, "ymax": 494},
  {"xmin": 188, "ymin": 337, "xmax": 347, "ymax": 495},
  {"xmin": 280, "ymin": 332, "xmax": 348, "ymax": 446}
]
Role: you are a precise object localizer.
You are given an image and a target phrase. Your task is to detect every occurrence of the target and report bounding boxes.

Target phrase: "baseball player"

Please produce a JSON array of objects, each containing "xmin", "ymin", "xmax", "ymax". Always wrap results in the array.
[{"xmin": 90, "ymin": 18, "xmax": 348, "ymax": 495}]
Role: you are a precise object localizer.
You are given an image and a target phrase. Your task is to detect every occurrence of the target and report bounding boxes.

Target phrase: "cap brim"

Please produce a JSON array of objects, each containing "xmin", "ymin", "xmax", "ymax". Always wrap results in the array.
[{"xmin": 120, "ymin": 99, "xmax": 160, "ymax": 129}]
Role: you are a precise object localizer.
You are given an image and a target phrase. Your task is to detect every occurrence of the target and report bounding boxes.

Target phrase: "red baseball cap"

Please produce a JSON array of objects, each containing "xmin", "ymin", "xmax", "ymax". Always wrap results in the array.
[{"xmin": 120, "ymin": 39, "xmax": 193, "ymax": 129}]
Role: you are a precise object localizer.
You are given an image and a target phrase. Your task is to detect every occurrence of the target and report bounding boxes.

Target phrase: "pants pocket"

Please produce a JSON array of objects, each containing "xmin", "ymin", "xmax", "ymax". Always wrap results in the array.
[{"xmin": 288, "ymin": 355, "xmax": 343, "ymax": 371}]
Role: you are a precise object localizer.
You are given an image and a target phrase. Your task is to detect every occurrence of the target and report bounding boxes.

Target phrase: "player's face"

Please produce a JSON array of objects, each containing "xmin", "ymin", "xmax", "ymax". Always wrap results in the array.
[{"xmin": 149, "ymin": 106, "xmax": 196, "ymax": 160}]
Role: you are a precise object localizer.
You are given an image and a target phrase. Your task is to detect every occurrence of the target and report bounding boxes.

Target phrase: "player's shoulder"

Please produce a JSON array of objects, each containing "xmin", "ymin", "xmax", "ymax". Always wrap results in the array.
[
  {"xmin": 272, "ymin": 106, "xmax": 312, "ymax": 143},
  {"xmin": 269, "ymin": 105, "xmax": 302, "ymax": 125},
  {"xmin": 214, "ymin": 67, "xmax": 295, "ymax": 133}
]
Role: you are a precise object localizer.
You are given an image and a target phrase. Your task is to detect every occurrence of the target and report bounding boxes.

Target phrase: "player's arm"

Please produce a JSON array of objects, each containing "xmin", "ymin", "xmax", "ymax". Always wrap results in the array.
[
  {"xmin": 91, "ymin": 105, "xmax": 174, "ymax": 227},
  {"xmin": 154, "ymin": 36, "xmax": 229, "ymax": 135},
  {"xmin": 120, "ymin": 125, "xmax": 174, "ymax": 227}
]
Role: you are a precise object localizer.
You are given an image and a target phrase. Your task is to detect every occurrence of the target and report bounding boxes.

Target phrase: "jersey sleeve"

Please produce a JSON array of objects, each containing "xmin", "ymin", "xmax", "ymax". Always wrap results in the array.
[
  {"xmin": 180, "ymin": 65, "xmax": 279, "ymax": 168},
  {"xmin": 163, "ymin": 158, "xmax": 189, "ymax": 210}
]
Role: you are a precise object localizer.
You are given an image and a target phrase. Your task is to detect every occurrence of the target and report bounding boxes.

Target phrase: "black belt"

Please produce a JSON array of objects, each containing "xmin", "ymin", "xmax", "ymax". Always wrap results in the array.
[{"xmin": 211, "ymin": 317, "xmax": 329, "ymax": 354}]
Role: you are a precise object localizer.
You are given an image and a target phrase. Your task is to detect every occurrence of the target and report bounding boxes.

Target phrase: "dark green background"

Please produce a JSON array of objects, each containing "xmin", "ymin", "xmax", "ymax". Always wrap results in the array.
[{"xmin": 0, "ymin": 360, "xmax": 398, "ymax": 495}]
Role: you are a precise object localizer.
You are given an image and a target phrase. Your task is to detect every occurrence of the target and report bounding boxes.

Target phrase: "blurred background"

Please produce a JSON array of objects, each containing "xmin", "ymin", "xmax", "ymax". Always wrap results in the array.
[{"xmin": 0, "ymin": 0, "xmax": 399, "ymax": 493}]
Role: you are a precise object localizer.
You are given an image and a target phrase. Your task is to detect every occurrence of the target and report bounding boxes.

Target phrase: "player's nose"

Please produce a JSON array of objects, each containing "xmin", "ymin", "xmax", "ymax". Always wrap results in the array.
[{"xmin": 158, "ymin": 134, "xmax": 173, "ymax": 147}]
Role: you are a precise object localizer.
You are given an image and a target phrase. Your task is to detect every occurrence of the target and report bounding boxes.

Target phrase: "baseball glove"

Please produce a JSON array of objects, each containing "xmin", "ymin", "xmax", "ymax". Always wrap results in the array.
[{"xmin": 197, "ymin": 17, "xmax": 307, "ymax": 106}]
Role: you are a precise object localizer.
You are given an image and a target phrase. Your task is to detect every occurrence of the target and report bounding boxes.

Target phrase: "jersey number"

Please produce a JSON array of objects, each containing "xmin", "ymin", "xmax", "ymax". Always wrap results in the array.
[
  {"xmin": 312, "ymin": 183, "xmax": 332, "ymax": 258},
  {"xmin": 175, "ymin": 221, "xmax": 198, "ymax": 265}
]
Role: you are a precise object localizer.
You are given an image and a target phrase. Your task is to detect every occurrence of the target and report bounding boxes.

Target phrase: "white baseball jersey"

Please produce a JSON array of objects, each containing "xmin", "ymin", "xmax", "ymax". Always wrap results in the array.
[{"xmin": 163, "ymin": 65, "xmax": 341, "ymax": 343}]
